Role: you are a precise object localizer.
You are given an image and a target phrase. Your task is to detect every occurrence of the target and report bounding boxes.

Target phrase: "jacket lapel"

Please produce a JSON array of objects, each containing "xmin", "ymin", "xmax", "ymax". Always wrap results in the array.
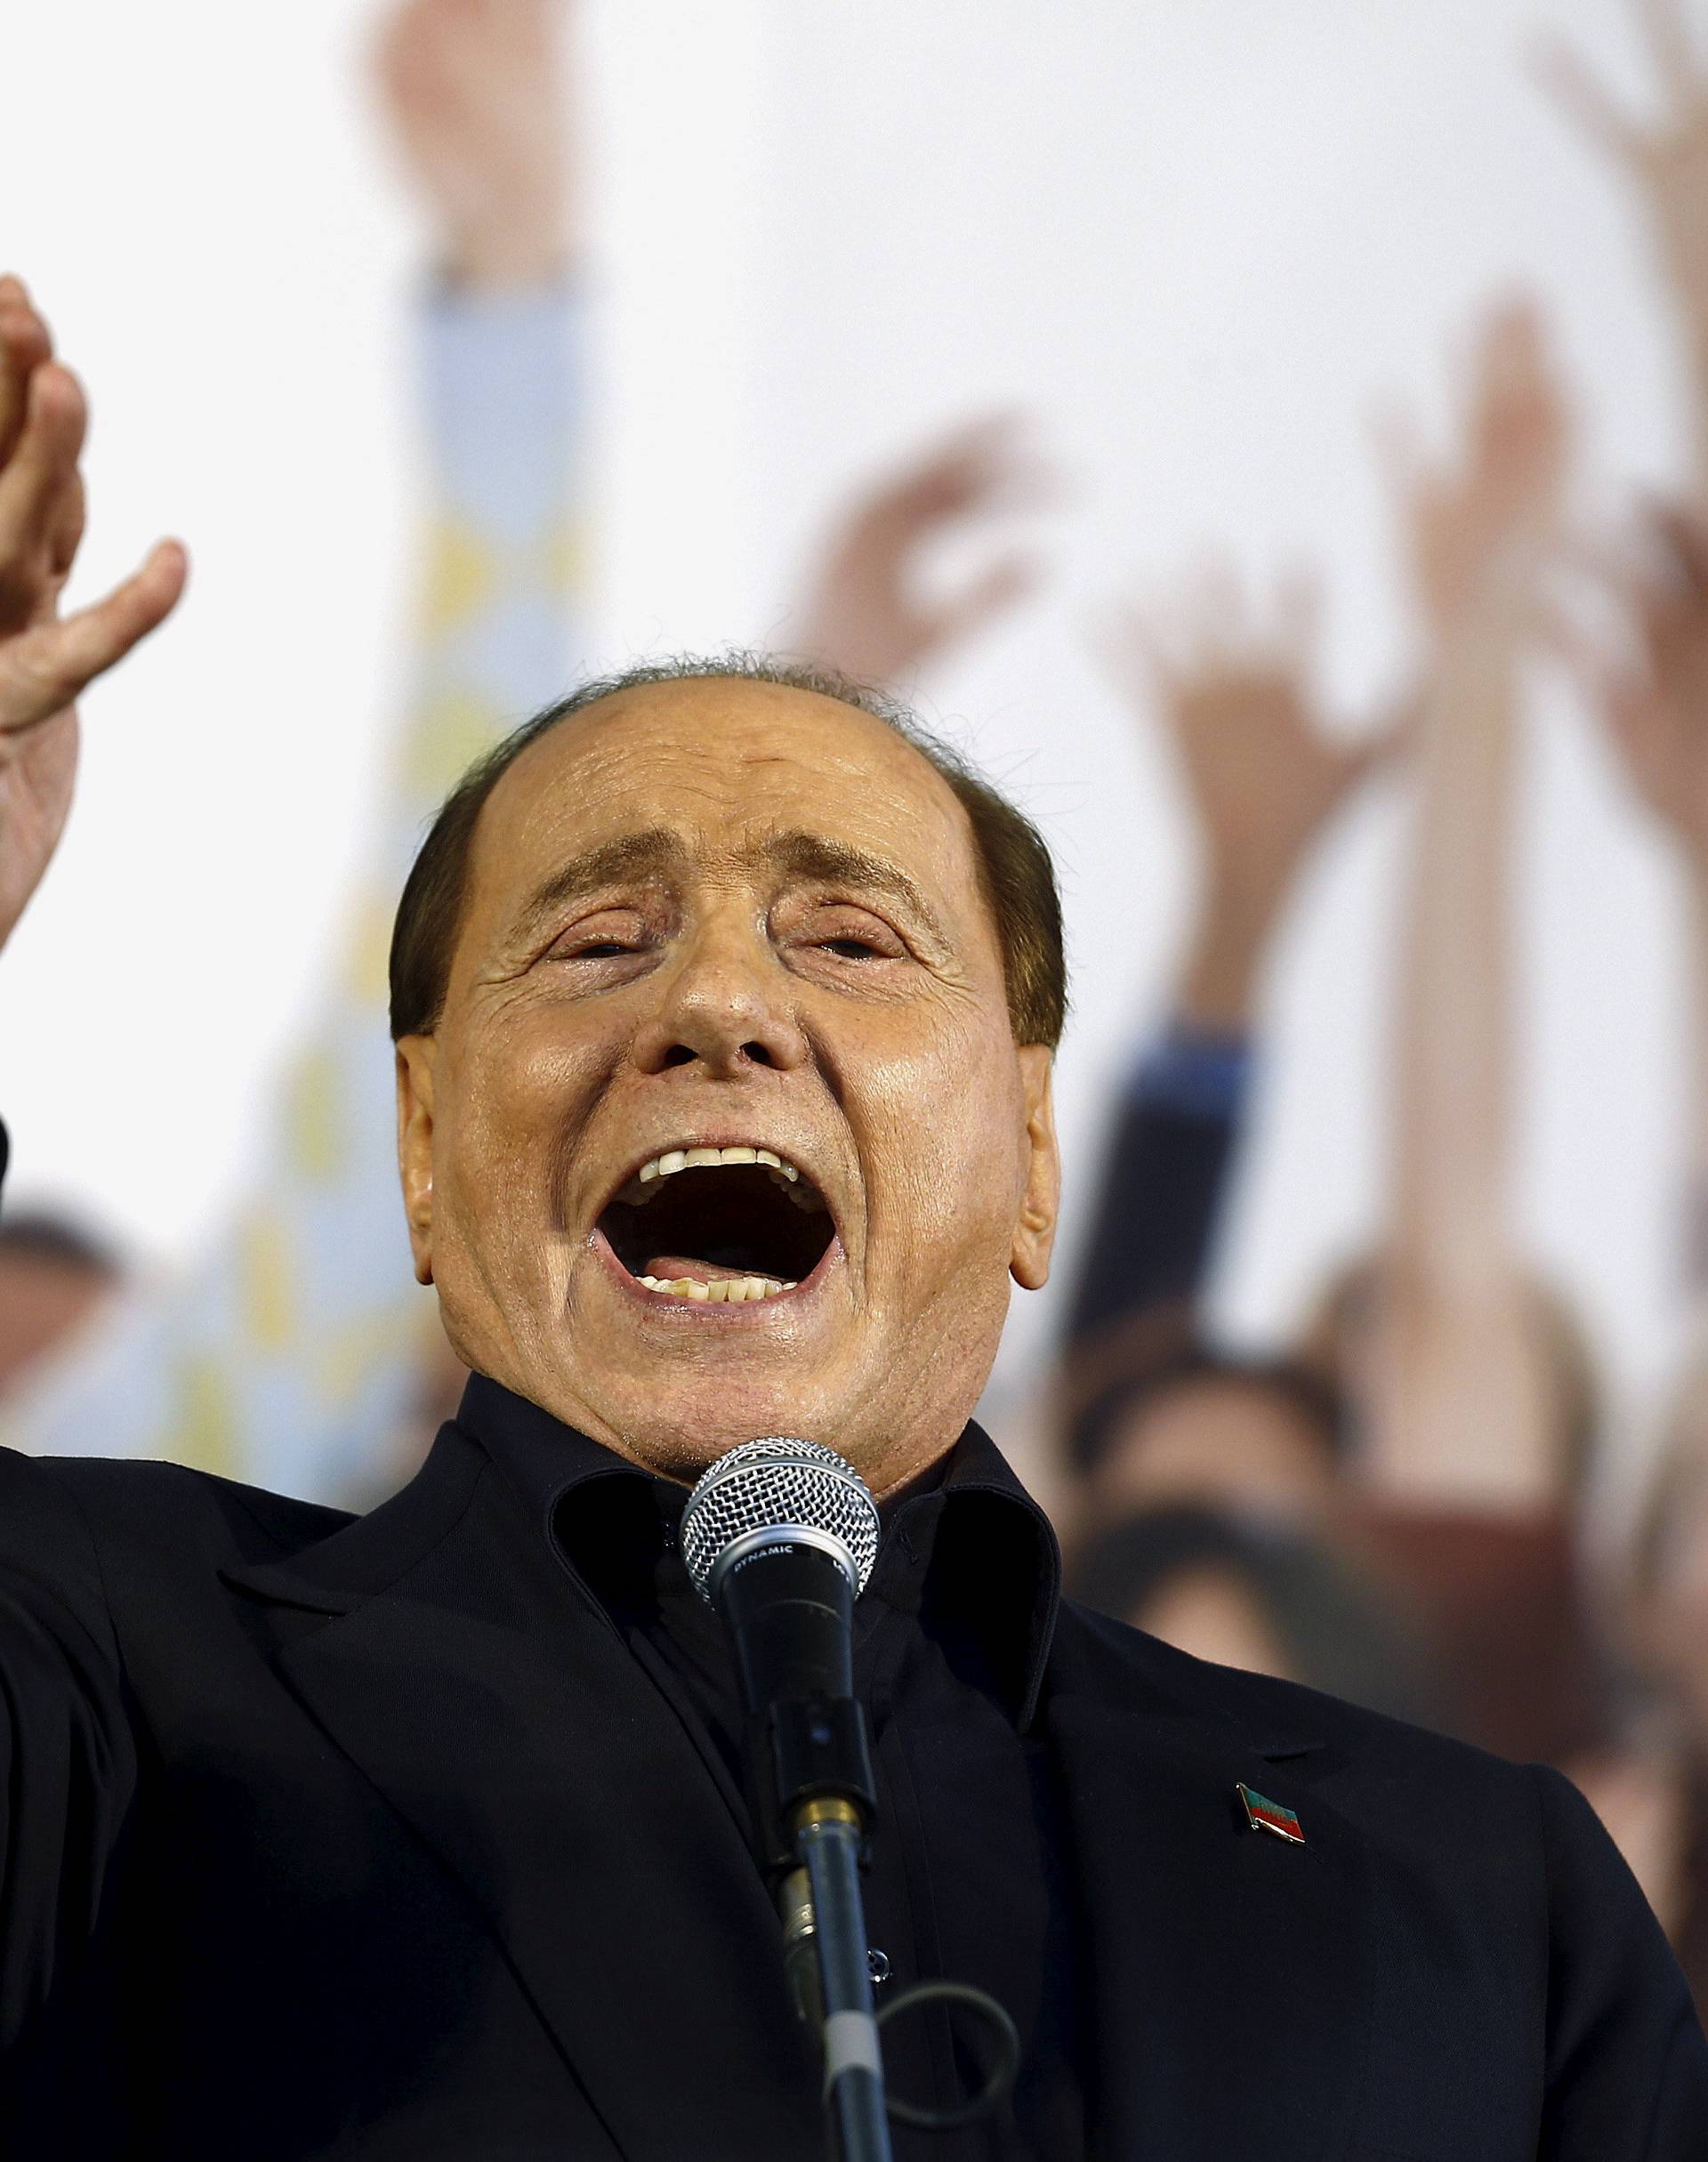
[
  {"xmin": 225, "ymin": 1432, "xmax": 822, "ymax": 2161},
  {"xmin": 1044, "ymin": 1612, "xmax": 1373, "ymax": 2159}
]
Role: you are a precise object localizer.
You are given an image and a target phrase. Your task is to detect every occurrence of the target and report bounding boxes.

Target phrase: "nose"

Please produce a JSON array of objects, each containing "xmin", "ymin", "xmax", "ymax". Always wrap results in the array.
[{"xmin": 629, "ymin": 911, "xmax": 810, "ymax": 1079}]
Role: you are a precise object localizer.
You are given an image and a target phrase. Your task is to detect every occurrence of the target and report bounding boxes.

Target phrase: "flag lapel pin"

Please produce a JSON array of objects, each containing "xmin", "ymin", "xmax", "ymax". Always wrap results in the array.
[{"xmin": 1237, "ymin": 1781, "xmax": 1304, "ymax": 1845}]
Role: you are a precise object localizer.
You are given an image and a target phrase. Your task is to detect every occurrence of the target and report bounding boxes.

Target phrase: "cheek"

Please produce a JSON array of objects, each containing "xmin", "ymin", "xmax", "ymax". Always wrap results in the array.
[
  {"xmin": 439, "ymin": 1013, "xmax": 612, "ymax": 1228},
  {"xmin": 859, "ymin": 1017, "xmax": 1026, "ymax": 1256}
]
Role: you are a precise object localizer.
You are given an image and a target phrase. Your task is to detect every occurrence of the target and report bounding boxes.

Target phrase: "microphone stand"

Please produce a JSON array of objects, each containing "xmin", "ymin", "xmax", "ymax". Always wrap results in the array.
[
  {"xmin": 747, "ymin": 1681, "xmax": 891, "ymax": 2161},
  {"xmin": 782, "ymin": 1795, "xmax": 892, "ymax": 2162}
]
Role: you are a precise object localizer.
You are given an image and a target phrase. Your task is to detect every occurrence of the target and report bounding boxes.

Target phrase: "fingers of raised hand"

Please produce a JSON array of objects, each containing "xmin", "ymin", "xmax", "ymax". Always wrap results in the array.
[
  {"xmin": 1468, "ymin": 301, "xmax": 1569, "ymax": 475},
  {"xmin": 0, "ymin": 280, "xmax": 54, "ymax": 470},
  {"xmin": 46, "ymin": 471, "xmax": 85, "ymax": 585},
  {"xmin": 0, "ymin": 363, "xmax": 88, "ymax": 623},
  {"xmin": 0, "ymin": 538, "xmax": 185, "ymax": 743},
  {"xmin": 883, "ymin": 413, "xmax": 1052, "ymax": 533}
]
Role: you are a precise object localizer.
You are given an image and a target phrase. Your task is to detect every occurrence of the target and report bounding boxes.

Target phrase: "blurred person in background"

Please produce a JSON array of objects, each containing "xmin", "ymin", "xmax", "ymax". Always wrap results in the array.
[
  {"xmin": 1063, "ymin": 303, "xmax": 1619, "ymax": 1775},
  {"xmin": 1546, "ymin": 448, "xmax": 1708, "ymax": 2028},
  {"xmin": 0, "ymin": 0, "xmax": 1051, "ymax": 1509},
  {"xmin": 1520, "ymin": 0, "xmax": 1708, "ymax": 2008},
  {"xmin": 1060, "ymin": 558, "xmax": 1402, "ymax": 1532}
]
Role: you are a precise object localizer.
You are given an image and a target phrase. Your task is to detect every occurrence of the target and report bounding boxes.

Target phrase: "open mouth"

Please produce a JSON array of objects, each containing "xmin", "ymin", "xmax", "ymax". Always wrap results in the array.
[{"xmin": 596, "ymin": 1145, "xmax": 837, "ymax": 1304}]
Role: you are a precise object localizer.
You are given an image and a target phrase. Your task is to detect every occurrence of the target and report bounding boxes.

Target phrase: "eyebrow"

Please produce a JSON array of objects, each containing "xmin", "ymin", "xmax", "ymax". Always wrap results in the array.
[
  {"xmin": 765, "ymin": 832, "xmax": 951, "ymax": 946},
  {"xmin": 509, "ymin": 826, "xmax": 952, "ymax": 947},
  {"xmin": 512, "ymin": 829, "xmax": 685, "ymax": 940}
]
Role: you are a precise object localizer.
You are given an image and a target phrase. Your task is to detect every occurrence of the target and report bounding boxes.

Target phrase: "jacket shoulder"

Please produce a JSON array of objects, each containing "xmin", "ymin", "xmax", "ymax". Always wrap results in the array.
[
  {"xmin": 0, "ymin": 1445, "xmax": 352, "ymax": 1580},
  {"xmin": 1054, "ymin": 1594, "xmax": 1538, "ymax": 1805}
]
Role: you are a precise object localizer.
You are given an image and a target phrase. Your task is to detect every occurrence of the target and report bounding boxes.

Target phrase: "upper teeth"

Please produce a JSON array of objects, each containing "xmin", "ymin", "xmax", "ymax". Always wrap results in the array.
[
  {"xmin": 613, "ymin": 1144, "xmax": 827, "ymax": 1216},
  {"xmin": 636, "ymin": 1145, "xmax": 802, "ymax": 1189}
]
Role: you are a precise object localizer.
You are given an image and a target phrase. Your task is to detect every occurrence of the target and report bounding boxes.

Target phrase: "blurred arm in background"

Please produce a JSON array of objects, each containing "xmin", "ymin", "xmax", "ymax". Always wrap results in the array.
[
  {"xmin": 1335, "ymin": 305, "xmax": 1624, "ymax": 1773},
  {"xmin": 1061, "ymin": 569, "xmax": 1399, "ymax": 1465},
  {"xmin": 0, "ymin": 0, "xmax": 587, "ymax": 1501},
  {"xmin": 1560, "ymin": 505, "xmax": 1708, "ymax": 1294},
  {"xmin": 1360, "ymin": 303, "xmax": 1573, "ymax": 1515}
]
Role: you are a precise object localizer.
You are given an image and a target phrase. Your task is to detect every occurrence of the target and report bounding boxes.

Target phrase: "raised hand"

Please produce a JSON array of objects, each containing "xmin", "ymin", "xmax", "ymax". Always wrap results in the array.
[
  {"xmin": 375, "ymin": 0, "xmax": 575, "ymax": 290},
  {"xmin": 793, "ymin": 415, "xmax": 1051, "ymax": 687},
  {"xmin": 1557, "ymin": 505, "xmax": 1708, "ymax": 862},
  {"xmin": 0, "ymin": 278, "xmax": 185, "ymax": 955},
  {"xmin": 1096, "ymin": 565, "xmax": 1395, "ymax": 1018},
  {"xmin": 1383, "ymin": 300, "xmax": 1571, "ymax": 633},
  {"xmin": 1538, "ymin": 0, "xmax": 1708, "ymax": 342}
]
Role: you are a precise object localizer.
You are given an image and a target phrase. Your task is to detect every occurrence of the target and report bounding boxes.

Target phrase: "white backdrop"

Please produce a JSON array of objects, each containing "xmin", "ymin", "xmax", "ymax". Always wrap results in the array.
[{"xmin": 0, "ymin": 0, "xmax": 1696, "ymax": 1471}]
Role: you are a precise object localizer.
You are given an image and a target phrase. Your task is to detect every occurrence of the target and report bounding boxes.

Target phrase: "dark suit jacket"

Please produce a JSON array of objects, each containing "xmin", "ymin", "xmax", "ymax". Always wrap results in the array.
[{"xmin": 0, "ymin": 1410, "xmax": 1703, "ymax": 2159}]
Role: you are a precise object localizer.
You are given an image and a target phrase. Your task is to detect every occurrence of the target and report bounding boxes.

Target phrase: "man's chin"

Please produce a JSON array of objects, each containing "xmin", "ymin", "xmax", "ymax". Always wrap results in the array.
[{"xmin": 527, "ymin": 1323, "xmax": 866, "ymax": 1482}]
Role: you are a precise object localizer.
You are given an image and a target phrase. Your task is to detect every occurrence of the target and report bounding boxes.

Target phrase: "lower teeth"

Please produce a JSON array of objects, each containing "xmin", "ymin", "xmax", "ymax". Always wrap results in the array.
[{"xmin": 635, "ymin": 1274, "xmax": 794, "ymax": 1302}]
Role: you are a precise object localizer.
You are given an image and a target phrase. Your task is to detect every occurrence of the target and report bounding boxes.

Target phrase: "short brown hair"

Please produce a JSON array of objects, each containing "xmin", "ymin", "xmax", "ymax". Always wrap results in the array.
[{"xmin": 388, "ymin": 653, "xmax": 1068, "ymax": 1047}]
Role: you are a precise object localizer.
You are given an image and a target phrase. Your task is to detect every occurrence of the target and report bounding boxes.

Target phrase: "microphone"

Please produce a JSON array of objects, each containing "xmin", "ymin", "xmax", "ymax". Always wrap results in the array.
[
  {"xmin": 681, "ymin": 1437, "xmax": 882, "ymax": 1863},
  {"xmin": 683, "ymin": 1439, "xmax": 893, "ymax": 2162}
]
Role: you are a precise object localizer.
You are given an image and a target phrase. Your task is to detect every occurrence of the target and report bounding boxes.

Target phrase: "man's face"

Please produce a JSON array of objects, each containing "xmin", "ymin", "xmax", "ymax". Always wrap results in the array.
[{"xmin": 396, "ymin": 679, "xmax": 1059, "ymax": 1493}]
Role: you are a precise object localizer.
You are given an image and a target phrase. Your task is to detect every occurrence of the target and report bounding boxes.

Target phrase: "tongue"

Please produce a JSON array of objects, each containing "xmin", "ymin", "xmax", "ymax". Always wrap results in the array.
[{"xmin": 644, "ymin": 1254, "xmax": 760, "ymax": 1286}]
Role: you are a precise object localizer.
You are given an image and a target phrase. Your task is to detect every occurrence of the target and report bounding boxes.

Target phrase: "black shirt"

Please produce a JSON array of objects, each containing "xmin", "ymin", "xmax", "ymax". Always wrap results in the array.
[{"xmin": 469, "ymin": 1375, "xmax": 1088, "ymax": 2159}]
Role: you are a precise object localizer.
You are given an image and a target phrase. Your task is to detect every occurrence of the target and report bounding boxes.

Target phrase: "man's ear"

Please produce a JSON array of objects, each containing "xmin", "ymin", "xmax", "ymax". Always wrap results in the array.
[
  {"xmin": 1010, "ymin": 1045, "xmax": 1059, "ymax": 1292},
  {"xmin": 395, "ymin": 1035, "xmax": 439, "ymax": 1286}
]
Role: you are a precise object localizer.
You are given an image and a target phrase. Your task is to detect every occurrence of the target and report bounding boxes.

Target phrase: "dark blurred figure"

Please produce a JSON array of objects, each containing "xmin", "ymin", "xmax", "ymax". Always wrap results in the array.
[{"xmin": 1067, "ymin": 1501, "xmax": 1442, "ymax": 1728}]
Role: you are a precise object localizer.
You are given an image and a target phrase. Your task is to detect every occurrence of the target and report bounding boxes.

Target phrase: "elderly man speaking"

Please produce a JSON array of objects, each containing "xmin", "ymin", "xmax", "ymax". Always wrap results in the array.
[{"xmin": 0, "ymin": 287, "xmax": 1704, "ymax": 2161}]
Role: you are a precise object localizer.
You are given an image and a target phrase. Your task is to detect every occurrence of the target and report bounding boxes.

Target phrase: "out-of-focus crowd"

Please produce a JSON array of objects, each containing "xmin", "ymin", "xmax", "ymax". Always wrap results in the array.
[{"xmin": 7, "ymin": 0, "xmax": 1708, "ymax": 2020}]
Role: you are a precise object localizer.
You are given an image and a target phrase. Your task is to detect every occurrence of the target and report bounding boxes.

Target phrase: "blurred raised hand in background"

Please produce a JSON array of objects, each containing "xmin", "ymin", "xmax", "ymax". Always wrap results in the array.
[
  {"xmin": 1099, "ymin": 563, "xmax": 1400, "ymax": 1032},
  {"xmin": 376, "ymin": 0, "xmax": 576, "ymax": 290},
  {"xmin": 791, "ymin": 413, "xmax": 1051, "ymax": 686},
  {"xmin": 1540, "ymin": 0, "xmax": 1708, "ymax": 480}
]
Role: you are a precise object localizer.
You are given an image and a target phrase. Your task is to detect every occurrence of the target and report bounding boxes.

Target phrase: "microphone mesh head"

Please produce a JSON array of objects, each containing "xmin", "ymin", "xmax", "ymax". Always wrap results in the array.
[{"xmin": 681, "ymin": 1438, "xmax": 881, "ymax": 1601}]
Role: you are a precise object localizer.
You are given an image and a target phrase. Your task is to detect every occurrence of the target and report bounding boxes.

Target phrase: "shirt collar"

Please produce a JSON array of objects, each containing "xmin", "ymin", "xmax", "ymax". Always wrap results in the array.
[{"xmin": 453, "ymin": 1373, "xmax": 1062, "ymax": 1730}]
